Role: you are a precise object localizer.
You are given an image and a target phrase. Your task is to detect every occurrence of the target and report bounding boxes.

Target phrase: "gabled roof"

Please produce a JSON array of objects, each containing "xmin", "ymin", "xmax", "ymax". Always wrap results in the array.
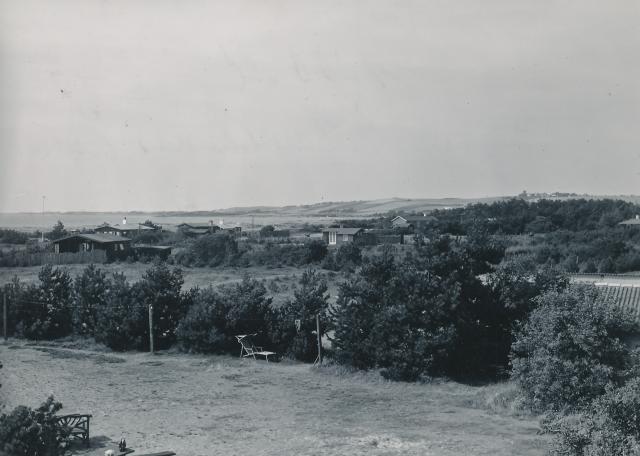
[
  {"xmin": 52, "ymin": 233, "xmax": 132, "ymax": 244},
  {"xmin": 322, "ymin": 228, "xmax": 363, "ymax": 235},
  {"xmin": 95, "ymin": 223, "xmax": 140, "ymax": 231},
  {"xmin": 177, "ymin": 222, "xmax": 217, "ymax": 229},
  {"xmin": 619, "ymin": 217, "xmax": 640, "ymax": 225}
]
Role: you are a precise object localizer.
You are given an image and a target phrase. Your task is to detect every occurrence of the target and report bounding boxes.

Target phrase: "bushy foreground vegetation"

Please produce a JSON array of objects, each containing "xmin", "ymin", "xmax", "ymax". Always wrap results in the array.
[{"xmin": 0, "ymin": 396, "xmax": 67, "ymax": 456}]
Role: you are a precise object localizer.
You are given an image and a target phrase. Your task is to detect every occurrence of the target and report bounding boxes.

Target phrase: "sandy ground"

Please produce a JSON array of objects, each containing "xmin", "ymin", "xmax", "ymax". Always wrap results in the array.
[{"xmin": 0, "ymin": 341, "xmax": 547, "ymax": 456}]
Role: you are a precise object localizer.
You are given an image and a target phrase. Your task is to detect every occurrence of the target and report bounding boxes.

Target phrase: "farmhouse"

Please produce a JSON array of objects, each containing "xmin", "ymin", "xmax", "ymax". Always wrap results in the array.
[
  {"xmin": 322, "ymin": 228, "xmax": 364, "ymax": 245},
  {"xmin": 52, "ymin": 233, "xmax": 132, "ymax": 260},
  {"xmin": 391, "ymin": 214, "xmax": 437, "ymax": 231}
]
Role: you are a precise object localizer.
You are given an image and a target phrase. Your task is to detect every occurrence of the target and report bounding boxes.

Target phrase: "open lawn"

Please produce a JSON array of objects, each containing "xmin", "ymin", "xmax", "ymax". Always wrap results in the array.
[{"xmin": 0, "ymin": 341, "xmax": 548, "ymax": 456}]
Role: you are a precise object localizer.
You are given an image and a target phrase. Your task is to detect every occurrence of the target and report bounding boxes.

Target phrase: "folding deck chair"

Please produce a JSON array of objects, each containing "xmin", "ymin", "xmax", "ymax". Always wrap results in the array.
[{"xmin": 235, "ymin": 334, "xmax": 276, "ymax": 362}]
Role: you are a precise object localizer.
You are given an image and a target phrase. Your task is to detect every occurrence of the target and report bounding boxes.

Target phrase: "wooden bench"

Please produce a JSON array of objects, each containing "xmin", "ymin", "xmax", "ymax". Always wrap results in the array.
[{"xmin": 56, "ymin": 414, "xmax": 92, "ymax": 447}]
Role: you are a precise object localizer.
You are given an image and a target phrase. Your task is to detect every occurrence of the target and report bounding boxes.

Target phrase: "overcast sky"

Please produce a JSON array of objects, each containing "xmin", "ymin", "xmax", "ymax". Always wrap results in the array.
[{"xmin": 0, "ymin": 0, "xmax": 639, "ymax": 212}]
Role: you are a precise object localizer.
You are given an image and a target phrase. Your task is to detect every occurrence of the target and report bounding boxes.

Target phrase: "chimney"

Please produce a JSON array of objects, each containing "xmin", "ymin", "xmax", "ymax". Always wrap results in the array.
[{"xmin": 122, "ymin": 216, "xmax": 127, "ymax": 225}]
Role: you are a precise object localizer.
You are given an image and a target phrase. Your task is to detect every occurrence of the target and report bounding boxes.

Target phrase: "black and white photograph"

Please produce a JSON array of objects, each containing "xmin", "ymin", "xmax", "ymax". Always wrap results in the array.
[{"xmin": 1, "ymin": 1, "xmax": 639, "ymax": 455}]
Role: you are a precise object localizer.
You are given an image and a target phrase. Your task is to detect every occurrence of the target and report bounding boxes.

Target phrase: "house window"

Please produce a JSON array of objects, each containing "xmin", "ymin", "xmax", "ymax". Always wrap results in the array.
[
  {"xmin": 343, "ymin": 234, "xmax": 349, "ymax": 242},
  {"xmin": 329, "ymin": 232, "xmax": 337, "ymax": 244}
]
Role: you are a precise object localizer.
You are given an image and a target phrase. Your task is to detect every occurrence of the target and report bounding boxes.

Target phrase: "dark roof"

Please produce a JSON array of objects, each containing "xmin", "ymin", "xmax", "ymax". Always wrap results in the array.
[
  {"xmin": 178, "ymin": 222, "xmax": 217, "ymax": 229},
  {"xmin": 95, "ymin": 224, "xmax": 141, "ymax": 231},
  {"xmin": 53, "ymin": 233, "xmax": 132, "ymax": 244},
  {"xmin": 322, "ymin": 228, "xmax": 363, "ymax": 235}
]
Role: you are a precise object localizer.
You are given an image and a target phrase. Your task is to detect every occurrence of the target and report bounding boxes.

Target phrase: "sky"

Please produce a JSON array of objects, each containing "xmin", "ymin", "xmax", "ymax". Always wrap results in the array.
[{"xmin": 0, "ymin": 0, "xmax": 639, "ymax": 212}]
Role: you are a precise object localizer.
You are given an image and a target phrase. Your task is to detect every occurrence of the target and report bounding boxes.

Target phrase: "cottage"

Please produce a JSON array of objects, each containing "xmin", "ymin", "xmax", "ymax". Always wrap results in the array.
[
  {"xmin": 177, "ymin": 222, "xmax": 221, "ymax": 237},
  {"xmin": 619, "ymin": 215, "xmax": 640, "ymax": 227},
  {"xmin": 322, "ymin": 228, "xmax": 364, "ymax": 245},
  {"xmin": 94, "ymin": 219, "xmax": 155, "ymax": 237},
  {"xmin": 391, "ymin": 214, "xmax": 437, "ymax": 231},
  {"xmin": 52, "ymin": 233, "xmax": 132, "ymax": 260}
]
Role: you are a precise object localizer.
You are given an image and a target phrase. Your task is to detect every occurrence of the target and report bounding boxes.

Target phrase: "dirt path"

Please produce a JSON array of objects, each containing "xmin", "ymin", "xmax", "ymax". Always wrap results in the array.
[{"xmin": 1, "ymin": 343, "xmax": 547, "ymax": 456}]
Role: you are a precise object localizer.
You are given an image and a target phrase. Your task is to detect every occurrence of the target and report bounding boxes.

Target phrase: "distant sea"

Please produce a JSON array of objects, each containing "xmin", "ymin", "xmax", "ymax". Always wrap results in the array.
[{"xmin": 0, "ymin": 212, "xmax": 336, "ymax": 232}]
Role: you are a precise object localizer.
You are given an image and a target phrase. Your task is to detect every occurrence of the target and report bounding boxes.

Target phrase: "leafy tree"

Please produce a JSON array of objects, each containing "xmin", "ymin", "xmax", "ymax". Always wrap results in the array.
[
  {"xmin": 48, "ymin": 221, "xmax": 67, "ymax": 240},
  {"xmin": 259, "ymin": 225, "xmax": 275, "ymax": 237},
  {"xmin": 511, "ymin": 286, "xmax": 637, "ymax": 412}
]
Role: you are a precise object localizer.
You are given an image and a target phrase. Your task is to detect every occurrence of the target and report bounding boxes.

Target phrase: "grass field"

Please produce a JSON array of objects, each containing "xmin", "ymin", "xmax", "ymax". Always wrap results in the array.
[{"xmin": 1, "ymin": 341, "xmax": 548, "ymax": 456}]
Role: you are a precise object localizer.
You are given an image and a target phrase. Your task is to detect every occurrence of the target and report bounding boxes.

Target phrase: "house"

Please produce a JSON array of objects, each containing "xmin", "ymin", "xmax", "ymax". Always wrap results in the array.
[
  {"xmin": 391, "ymin": 214, "xmax": 437, "ymax": 231},
  {"xmin": 619, "ymin": 215, "xmax": 640, "ymax": 227},
  {"xmin": 322, "ymin": 228, "xmax": 364, "ymax": 245},
  {"xmin": 52, "ymin": 233, "xmax": 132, "ymax": 260},
  {"xmin": 177, "ymin": 222, "xmax": 221, "ymax": 237},
  {"xmin": 94, "ymin": 218, "xmax": 155, "ymax": 237}
]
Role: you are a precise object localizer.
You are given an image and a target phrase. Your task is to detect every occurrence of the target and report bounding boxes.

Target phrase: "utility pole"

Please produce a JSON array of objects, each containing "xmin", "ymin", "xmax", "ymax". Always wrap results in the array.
[
  {"xmin": 315, "ymin": 313, "xmax": 322, "ymax": 365},
  {"xmin": 41, "ymin": 195, "xmax": 46, "ymax": 242},
  {"xmin": 148, "ymin": 305, "xmax": 154, "ymax": 354},
  {"xmin": 3, "ymin": 293, "xmax": 7, "ymax": 342}
]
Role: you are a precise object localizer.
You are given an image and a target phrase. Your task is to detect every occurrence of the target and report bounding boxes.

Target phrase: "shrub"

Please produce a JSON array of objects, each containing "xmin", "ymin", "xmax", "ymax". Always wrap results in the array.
[
  {"xmin": 15, "ymin": 265, "xmax": 73, "ymax": 340},
  {"xmin": 177, "ymin": 277, "xmax": 273, "ymax": 353},
  {"xmin": 271, "ymin": 269, "xmax": 329, "ymax": 361},
  {"xmin": 329, "ymin": 248, "xmax": 458, "ymax": 381},
  {"xmin": 550, "ymin": 377, "xmax": 640, "ymax": 455},
  {"xmin": 0, "ymin": 396, "xmax": 67, "ymax": 456},
  {"xmin": 186, "ymin": 233, "xmax": 238, "ymax": 267},
  {"xmin": 137, "ymin": 262, "xmax": 188, "ymax": 349},
  {"xmin": 511, "ymin": 285, "xmax": 637, "ymax": 413},
  {"xmin": 73, "ymin": 264, "xmax": 110, "ymax": 335},
  {"xmin": 304, "ymin": 240, "xmax": 327, "ymax": 264},
  {"xmin": 94, "ymin": 273, "xmax": 146, "ymax": 351}
]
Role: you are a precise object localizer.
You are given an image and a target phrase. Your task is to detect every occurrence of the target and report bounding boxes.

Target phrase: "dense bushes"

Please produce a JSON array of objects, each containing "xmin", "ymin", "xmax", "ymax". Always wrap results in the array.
[
  {"xmin": 0, "ymin": 396, "xmax": 67, "ymax": 456},
  {"xmin": 14, "ymin": 265, "xmax": 74, "ymax": 340},
  {"xmin": 0, "ymin": 229, "xmax": 29, "ymax": 244},
  {"xmin": 549, "ymin": 378, "xmax": 640, "ymax": 455},
  {"xmin": 511, "ymin": 286, "xmax": 637, "ymax": 413},
  {"xmin": 177, "ymin": 277, "xmax": 273, "ymax": 353},
  {"xmin": 271, "ymin": 269, "xmax": 329, "ymax": 361}
]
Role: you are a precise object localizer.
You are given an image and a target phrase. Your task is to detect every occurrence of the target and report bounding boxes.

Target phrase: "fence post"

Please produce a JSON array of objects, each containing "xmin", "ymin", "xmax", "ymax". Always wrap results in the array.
[
  {"xmin": 148, "ymin": 305, "xmax": 154, "ymax": 354},
  {"xmin": 3, "ymin": 293, "xmax": 6, "ymax": 342},
  {"xmin": 316, "ymin": 313, "xmax": 322, "ymax": 365}
]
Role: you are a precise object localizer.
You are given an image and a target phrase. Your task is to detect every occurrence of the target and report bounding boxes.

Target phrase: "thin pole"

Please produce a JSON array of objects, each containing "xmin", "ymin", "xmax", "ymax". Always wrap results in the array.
[
  {"xmin": 3, "ymin": 293, "xmax": 6, "ymax": 342},
  {"xmin": 316, "ymin": 313, "xmax": 322, "ymax": 365},
  {"xmin": 148, "ymin": 305, "xmax": 154, "ymax": 354}
]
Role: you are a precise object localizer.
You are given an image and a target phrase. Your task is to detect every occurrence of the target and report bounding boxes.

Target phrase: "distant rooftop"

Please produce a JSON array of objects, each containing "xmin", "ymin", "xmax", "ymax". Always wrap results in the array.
[
  {"xmin": 619, "ymin": 216, "xmax": 640, "ymax": 225},
  {"xmin": 53, "ymin": 233, "xmax": 132, "ymax": 244},
  {"xmin": 322, "ymin": 228, "xmax": 363, "ymax": 235}
]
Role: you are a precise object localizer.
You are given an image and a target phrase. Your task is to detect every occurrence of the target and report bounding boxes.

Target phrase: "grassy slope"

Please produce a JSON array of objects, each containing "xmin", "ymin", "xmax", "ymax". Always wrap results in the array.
[{"xmin": 1, "ymin": 342, "xmax": 547, "ymax": 456}]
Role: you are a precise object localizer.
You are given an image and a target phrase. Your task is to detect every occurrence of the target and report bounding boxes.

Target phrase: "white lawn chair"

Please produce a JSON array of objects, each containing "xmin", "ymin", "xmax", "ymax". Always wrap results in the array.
[{"xmin": 235, "ymin": 334, "xmax": 276, "ymax": 362}]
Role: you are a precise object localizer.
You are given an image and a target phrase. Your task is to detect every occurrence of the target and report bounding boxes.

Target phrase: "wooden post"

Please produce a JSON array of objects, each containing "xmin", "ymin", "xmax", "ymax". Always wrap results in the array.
[
  {"xmin": 148, "ymin": 305, "xmax": 154, "ymax": 354},
  {"xmin": 3, "ymin": 293, "xmax": 6, "ymax": 342},
  {"xmin": 316, "ymin": 313, "xmax": 322, "ymax": 365}
]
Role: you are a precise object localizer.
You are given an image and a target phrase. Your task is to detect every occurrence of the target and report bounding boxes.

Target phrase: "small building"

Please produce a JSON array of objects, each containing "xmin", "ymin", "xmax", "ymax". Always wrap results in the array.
[
  {"xmin": 619, "ymin": 215, "xmax": 640, "ymax": 227},
  {"xmin": 94, "ymin": 219, "xmax": 155, "ymax": 237},
  {"xmin": 322, "ymin": 228, "xmax": 364, "ymax": 245},
  {"xmin": 391, "ymin": 214, "xmax": 437, "ymax": 231},
  {"xmin": 177, "ymin": 222, "xmax": 221, "ymax": 237},
  {"xmin": 52, "ymin": 233, "xmax": 132, "ymax": 260}
]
